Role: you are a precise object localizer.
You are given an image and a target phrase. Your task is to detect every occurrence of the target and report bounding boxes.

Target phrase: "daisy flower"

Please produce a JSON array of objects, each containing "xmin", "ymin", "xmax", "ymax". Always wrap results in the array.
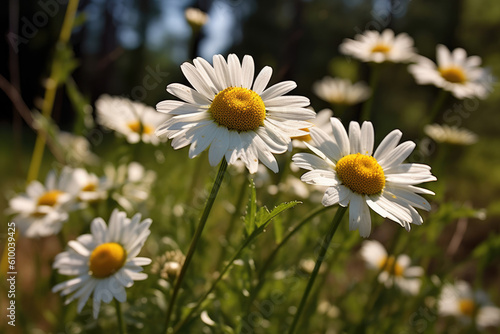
[
  {"xmin": 52, "ymin": 209, "xmax": 152, "ymax": 319},
  {"xmin": 408, "ymin": 44, "xmax": 493, "ymax": 99},
  {"xmin": 7, "ymin": 168, "xmax": 75, "ymax": 238},
  {"xmin": 424, "ymin": 123, "xmax": 478, "ymax": 145},
  {"xmin": 58, "ymin": 131, "xmax": 99, "ymax": 166},
  {"xmin": 292, "ymin": 118, "xmax": 436, "ymax": 237},
  {"xmin": 339, "ymin": 29, "xmax": 417, "ymax": 63},
  {"xmin": 67, "ymin": 168, "xmax": 108, "ymax": 204},
  {"xmin": 96, "ymin": 95, "xmax": 169, "ymax": 145},
  {"xmin": 185, "ymin": 7, "xmax": 208, "ymax": 30},
  {"xmin": 313, "ymin": 77, "xmax": 371, "ymax": 106},
  {"xmin": 360, "ymin": 240, "xmax": 423, "ymax": 295},
  {"xmin": 439, "ymin": 281, "xmax": 500, "ymax": 329},
  {"xmin": 292, "ymin": 108, "xmax": 333, "ymax": 149},
  {"xmin": 155, "ymin": 54, "xmax": 315, "ymax": 173}
]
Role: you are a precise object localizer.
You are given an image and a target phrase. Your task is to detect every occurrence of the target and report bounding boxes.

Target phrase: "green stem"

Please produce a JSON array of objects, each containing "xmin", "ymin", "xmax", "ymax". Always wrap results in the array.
[
  {"xmin": 424, "ymin": 89, "xmax": 449, "ymax": 126},
  {"xmin": 360, "ymin": 64, "xmax": 381, "ymax": 122},
  {"xmin": 114, "ymin": 300, "xmax": 127, "ymax": 334},
  {"xmin": 163, "ymin": 159, "xmax": 228, "ymax": 333},
  {"xmin": 287, "ymin": 206, "xmax": 347, "ymax": 334}
]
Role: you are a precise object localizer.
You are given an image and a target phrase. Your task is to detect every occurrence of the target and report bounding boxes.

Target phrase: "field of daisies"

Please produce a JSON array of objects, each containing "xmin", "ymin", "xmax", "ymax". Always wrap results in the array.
[{"xmin": 2, "ymin": 1, "xmax": 500, "ymax": 333}]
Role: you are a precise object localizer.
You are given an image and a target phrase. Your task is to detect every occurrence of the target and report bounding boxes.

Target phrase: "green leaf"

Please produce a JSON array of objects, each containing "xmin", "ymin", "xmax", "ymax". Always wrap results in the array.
[
  {"xmin": 244, "ymin": 180, "xmax": 257, "ymax": 235},
  {"xmin": 255, "ymin": 201, "xmax": 301, "ymax": 230}
]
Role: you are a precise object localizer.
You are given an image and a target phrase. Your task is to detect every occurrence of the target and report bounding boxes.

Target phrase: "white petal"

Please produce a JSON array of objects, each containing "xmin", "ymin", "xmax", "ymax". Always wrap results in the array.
[
  {"xmin": 373, "ymin": 129, "xmax": 402, "ymax": 161},
  {"xmin": 241, "ymin": 55, "xmax": 255, "ymax": 89},
  {"xmin": 260, "ymin": 81, "xmax": 297, "ymax": 101},
  {"xmin": 330, "ymin": 118, "xmax": 350, "ymax": 157},
  {"xmin": 252, "ymin": 66, "xmax": 273, "ymax": 95},
  {"xmin": 208, "ymin": 127, "xmax": 229, "ymax": 166}
]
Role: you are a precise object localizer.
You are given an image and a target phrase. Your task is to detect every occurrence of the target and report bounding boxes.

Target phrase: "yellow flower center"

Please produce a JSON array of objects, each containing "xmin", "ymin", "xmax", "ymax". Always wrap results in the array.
[
  {"xmin": 209, "ymin": 87, "xmax": 266, "ymax": 132},
  {"xmin": 378, "ymin": 256, "xmax": 404, "ymax": 277},
  {"xmin": 128, "ymin": 121, "xmax": 153, "ymax": 134},
  {"xmin": 89, "ymin": 242, "xmax": 127, "ymax": 278},
  {"xmin": 458, "ymin": 299, "xmax": 476, "ymax": 317},
  {"xmin": 291, "ymin": 126, "xmax": 312, "ymax": 142},
  {"xmin": 82, "ymin": 183, "xmax": 97, "ymax": 192},
  {"xmin": 439, "ymin": 67, "xmax": 467, "ymax": 84},
  {"xmin": 371, "ymin": 44, "xmax": 392, "ymax": 54},
  {"xmin": 336, "ymin": 153, "xmax": 385, "ymax": 195},
  {"xmin": 37, "ymin": 190, "xmax": 64, "ymax": 207}
]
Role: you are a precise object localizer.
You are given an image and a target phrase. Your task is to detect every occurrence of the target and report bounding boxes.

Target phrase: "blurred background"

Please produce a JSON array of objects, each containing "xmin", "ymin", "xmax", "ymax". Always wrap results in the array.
[{"xmin": 1, "ymin": 0, "xmax": 500, "ymax": 332}]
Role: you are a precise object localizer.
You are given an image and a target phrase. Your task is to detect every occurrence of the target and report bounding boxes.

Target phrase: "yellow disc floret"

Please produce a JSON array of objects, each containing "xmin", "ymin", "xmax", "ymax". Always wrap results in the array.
[
  {"xmin": 378, "ymin": 256, "xmax": 404, "ymax": 277},
  {"xmin": 37, "ymin": 190, "xmax": 64, "ymax": 207},
  {"xmin": 458, "ymin": 299, "xmax": 476, "ymax": 317},
  {"xmin": 336, "ymin": 153, "xmax": 385, "ymax": 195},
  {"xmin": 439, "ymin": 67, "xmax": 467, "ymax": 84},
  {"xmin": 371, "ymin": 44, "xmax": 392, "ymax": 54},
  {"xmin": 209, "ymin": 87, "xmax": 266, "ymax": 131},
  {"xmin": 128, "ymin": 121, "xmax": 153, "ymax": 134},
  {"xmin": 89, "ymin": 242, "xmax": 127, "ymax": 278}
]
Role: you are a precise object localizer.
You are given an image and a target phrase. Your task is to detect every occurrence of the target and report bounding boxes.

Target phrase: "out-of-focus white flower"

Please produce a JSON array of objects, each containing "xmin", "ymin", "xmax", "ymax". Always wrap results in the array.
[
  {"xmin": 439, "ymin": 281, "xmax": 500, "ymax": 329},
  {"xmin": 424, "ymin": 124, "xmax": 478, "ymax": 145},
  {"xmin": 7, "ymin": 168, "xmax": 76, "ymax": 238},
  {"xmin": 185, "ymin": 7, "xmax": 208, "ymax": 30},
  {"xmin": 67, "ymin": 168, "xmax": 108, "ymax": 205},
  {"xmin": 360, "ymin": 240, "xmax": 424, "ymax": 295},
  {"xmin": 313, "ymin": 78, "xmax": 371, "ymax": 106},
  {"xmin": 409, "ymin": 45, "xmax": 493, "ymax": 99},
  {"xmin": 104, "ymin": 162, "xmax": 156, "ymax": 212},
  {"xmin": 96, "ymin": 95, "xmax": 169, "ymax": 145},
  {"xmin": 340, "ymin": 29, "xmax": 417, "ymax": 63}
]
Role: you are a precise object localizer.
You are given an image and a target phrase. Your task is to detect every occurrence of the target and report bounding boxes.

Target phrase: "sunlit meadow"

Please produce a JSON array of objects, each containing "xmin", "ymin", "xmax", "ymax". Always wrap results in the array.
[{"xmin": 1, "ymin": 1, "xmax": 500, "ymax": 334}]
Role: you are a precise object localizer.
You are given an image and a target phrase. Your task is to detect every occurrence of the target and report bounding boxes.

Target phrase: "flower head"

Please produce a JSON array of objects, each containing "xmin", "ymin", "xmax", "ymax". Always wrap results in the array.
[
  {"xmin": 424, "ymin": 124, "xmax": 478, "ymax": 145},
  {"xmin": 292, "ymin": 118, "xmax": 436, "ymax": 237},
  {"xmin": 58, "ymin": 131, "xmax": 99, "ymax": 166},
  {"xmin": 313, "ymin": 77, "xmax": 371, "ymax": 106},
  {"xmin": 408, "ymin": 45, "xmax": 493, "ymax": 99},
  {"xmin": 67, "ymin": 168, "xmax": 108, "ymax": 204},
  {"xmin": 360, "ymin": 240, "xmax": 423, "ymax": 295},
  {"xmin": 7, "ymin": 168, "xmax": 76, "ymax": 237},
  {"xmin": 155, "ymin": 54, "xmax": 314, "ymax": 173},
  {"xmin": 339, "ymin": 29, "xmax": 417, "ymax": 63},
  {"xmin": 52, "ymin": 209, "xmax": 152, "ymax": 319},
  {"xmin": 185, "ymin": 7, "xmax": 208, "ymax": 30},
  {"xmin": 96, "ymin": 95, "xmax": 169, "ymax": 145},
  {"xmin": 438, "ymin": 281, "xmax": 500, "ymax": 329}
]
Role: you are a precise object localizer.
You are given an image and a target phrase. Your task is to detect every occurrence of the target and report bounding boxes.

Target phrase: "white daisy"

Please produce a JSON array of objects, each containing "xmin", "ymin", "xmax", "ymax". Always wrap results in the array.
[
  {"xmin": 292, "ymin": 118, "xmax": 436, "ymax": 237},
  {"xmin": 96, "ymin": 95, "xmax": 169, "ymax": 145},
  {"xmin": 7, "ymin": 168, "xmax": 75, "ymax": 238},
  {"xmin": 58, "ymin": 131, "xmax": 99, "ymax": 166},
  {"xmin": 155, "ymin": 54, "xmax": 315, "ymax": 174},
  {"xmin": 52, "ymin": 209, "xmax": 152, "ymax": 319},
  {"xmin": 424, "ymin": 123, "xmax": 478, "ymax": 145},
  {"xmin": 360, "ymin": 240, "xmax": 423, "ymax": 295},
  {"xmin": 439, "ymin": 281, "xmax": 500, "ymax": 329},
  {"xmin": 104, "ymin": 162, "xmax": 156, "ymax": 212},
  {"xmin": 339, "ymin": 29, "xmax": 417, "ymax": 63},
  {"xmin": 408, "ymin": 44, "xmax": 493, "ymax": 99},
  {"xmin": 67, "ymin": 168, "xmax": 108, "ymax": 204},
  {"xmin": 313, "ymin": 77, "xmax": 371, "ymax": 106},
  {"xmin": 292, "ymin": 108, "xmax": 334, "ymax": 149},
  {"xmin": 185, "ymin": 7, "xmax": 208, "ymax": 30}
]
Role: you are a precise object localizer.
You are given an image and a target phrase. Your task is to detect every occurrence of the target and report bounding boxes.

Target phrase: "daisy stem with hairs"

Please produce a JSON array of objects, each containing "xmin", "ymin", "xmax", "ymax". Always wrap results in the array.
[
  {"xmin": 360, "ymin": 64, "xmax": 381, "ymax": 122},
  {"xmin": 163, "ymin": 159, "xmax": 228, "ymax": 332},
  {"xmin": 288, "ymin": 206, "xmax": 347, "ymax": 334},
  {"xmin": 114, "ymin": 300, "xmax": 127, "ymax": 334},
  {"xmin": 424, "ymin": 90, "xmax": 449, "ymax": 126}
]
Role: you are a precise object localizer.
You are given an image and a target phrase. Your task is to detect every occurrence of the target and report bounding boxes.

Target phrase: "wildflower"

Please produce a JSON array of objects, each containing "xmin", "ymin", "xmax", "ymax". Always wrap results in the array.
[
  {"xmin": 408, "ymin": 45, "xmax": 493, "ymax": 99},
  {"xmin": 360, "ymin": 240, "xmax": 423, "ymax": 295},
  {"xmin": 292, "ymin": 118, "xmax": 436, "ymax": 237},
  {"xmin": 151, "ymin": 249, "xmax": 186, "ymax": 281},
  {"xmin": 438, "ymin": 281, "xmax": 500, "ymax": 329},
  {"xmin": 313, "ymin": 77, "xmax": 371, "ymax": 106},
  {"xmin": 155, "ymin": 54, "xmax": 314, "ymax": 173},
  {"xmin": 96, "ymin": 95, "xmax": 169, "ymax": 145},
  {"xmin": 339, "ymin": 29, "xmax": 417, "ymax": 63},
  {"xmin": 52, "ymin": 209, "xmax": 152, "ymax": 319},
  {"xmin": 7, "ymin": 168, "xmax": 75, "ymax": 237},
  {"xmin": 185, "ymin": 7, "xmax": 208, "ymax": 30},
  {"xmin": 68, "ymin": 168, "xmax": 108, "ymax": 205},
  {"xmin": 424, "ymin": 124, "xmax": 478, "ymax": 145},
  {"xmin": 58, "ymin": 131, "xmax": 99, "ymax": 166}
]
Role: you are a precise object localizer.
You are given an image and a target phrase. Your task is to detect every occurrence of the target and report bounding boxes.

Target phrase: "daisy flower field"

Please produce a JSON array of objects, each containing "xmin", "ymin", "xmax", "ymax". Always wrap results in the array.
[{"xmin": 1, "ymin": 2, "xmax": 499, "ymax": 334}]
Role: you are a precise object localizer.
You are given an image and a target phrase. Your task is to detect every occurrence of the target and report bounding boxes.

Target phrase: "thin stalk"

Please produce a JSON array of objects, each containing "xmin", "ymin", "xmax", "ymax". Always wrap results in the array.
[
  {"xmin": 114, "ymin": 300, "xmax": 127, "ymax": 334},
  {"xmin": 360, "ymin": 64, "xmax": 381, "ymax": 122},
  {"xmin": 163, "ymin": 159, "xmax": 228, "ymax": 333},
  {"xmin": 27, "ymin": 0, "xmax": 80, "ymax": 182},
  {"xmin": 423, "ymin": 89, "xmax": 449, "ymax": 126},
  {"xmin": 287, "ymin": 206, "xmax": 347, "ymax": 334}
]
